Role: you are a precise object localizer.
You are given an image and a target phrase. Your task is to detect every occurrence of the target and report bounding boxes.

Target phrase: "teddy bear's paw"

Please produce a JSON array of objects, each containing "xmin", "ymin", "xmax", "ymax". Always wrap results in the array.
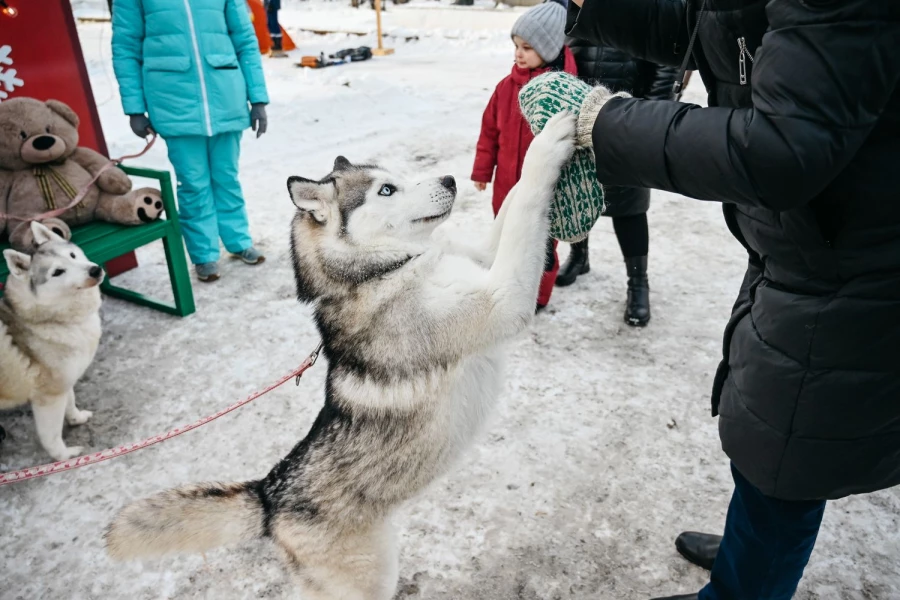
[{"xmin": 134, "ymin": 188, "xmax": 164, "ymax": 223}]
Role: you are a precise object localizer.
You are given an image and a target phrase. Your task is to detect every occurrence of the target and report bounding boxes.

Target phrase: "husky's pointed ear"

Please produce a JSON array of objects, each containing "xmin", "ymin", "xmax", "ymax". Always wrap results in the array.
[
  {"xmin": 333, "ymin": 156, "xmax": 353, "ymax": 172},
  {"xmin": 31, "ymin": 221, "xmax": 66, "ymax": 246},
  {"xmin": 3, "ymin": 249, "xmax": 32, "ymax": 279},
  {"xmin": 287, "ymin": 176, "xmax": 331, "ymax": 222}
]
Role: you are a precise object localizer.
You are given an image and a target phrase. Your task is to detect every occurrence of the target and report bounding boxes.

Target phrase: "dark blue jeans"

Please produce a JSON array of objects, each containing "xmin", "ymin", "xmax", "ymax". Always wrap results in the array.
[
  {"xmin": 699, "ymin": 464, "xmax": 826, "ymax": 600},
  {"xmin": 266, "ymin": 9, "xmax": 281, "ymax": 37}
]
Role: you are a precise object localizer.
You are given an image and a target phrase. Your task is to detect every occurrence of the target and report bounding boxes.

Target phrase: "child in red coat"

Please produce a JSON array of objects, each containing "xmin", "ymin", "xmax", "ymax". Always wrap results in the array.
[{"xmin": 472, "ymin": 1, "xmax": 576, "ymax": 310}]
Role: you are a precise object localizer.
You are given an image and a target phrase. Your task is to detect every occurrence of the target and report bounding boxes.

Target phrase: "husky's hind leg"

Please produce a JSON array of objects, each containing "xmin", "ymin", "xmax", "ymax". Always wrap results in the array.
[
  {"xmin": 65, "ymin": 389, "xmax": 92, "ymax": 426},
  {"xmin": 276, "ymin": 519, "xmax": 399, "ymax": 600}
]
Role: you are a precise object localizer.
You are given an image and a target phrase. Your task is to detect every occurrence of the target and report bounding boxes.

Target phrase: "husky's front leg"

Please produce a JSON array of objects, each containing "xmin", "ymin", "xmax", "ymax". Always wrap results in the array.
[
  {"xmin": 440, "ymin": 182, "xmax": 518, "ymax": 267},
  {"xmin": 486, "ymin": 112, "xmax": 575, "ymax": 333},
  {"xmin": 32, "ymin": 393, "xmax": 83, "ymax": 460}
]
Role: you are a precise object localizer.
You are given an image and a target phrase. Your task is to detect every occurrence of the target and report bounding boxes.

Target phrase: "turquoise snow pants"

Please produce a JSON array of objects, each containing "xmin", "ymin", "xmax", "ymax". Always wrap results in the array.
[{"xmin": 165, "ymin": 132, "xmax": 252, "ymax": 265}]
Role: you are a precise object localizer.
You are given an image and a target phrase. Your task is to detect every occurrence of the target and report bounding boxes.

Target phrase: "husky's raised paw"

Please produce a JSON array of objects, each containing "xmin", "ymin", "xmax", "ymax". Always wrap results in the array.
[
  {"xmin": 526, "ymin": 111, "xmax": 577, "ymax": 174},
  {"xmin": 66, "ymin": 409, "xmax": 93, "ymax": 426}
]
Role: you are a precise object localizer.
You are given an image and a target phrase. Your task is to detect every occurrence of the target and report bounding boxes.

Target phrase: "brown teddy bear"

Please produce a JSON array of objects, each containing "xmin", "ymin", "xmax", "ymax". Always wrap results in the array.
[{"xmin": 0, "ymin": 97, "xmax": 164, "ymax": 251}]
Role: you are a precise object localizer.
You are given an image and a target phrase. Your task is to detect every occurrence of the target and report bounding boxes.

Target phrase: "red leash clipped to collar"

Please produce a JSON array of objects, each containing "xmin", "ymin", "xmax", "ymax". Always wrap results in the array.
[
  {"xmin": 0, "ymin": 133, "xmax": 158, "ymax": 223},
  {"xmin": 0, "ymin": 343, "xmax": 323, "ymax": 487}
]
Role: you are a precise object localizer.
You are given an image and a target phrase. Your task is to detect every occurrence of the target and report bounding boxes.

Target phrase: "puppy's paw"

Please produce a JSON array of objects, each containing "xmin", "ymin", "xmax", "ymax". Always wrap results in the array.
[
  {"xmin": 48, "ymin": 445, "xmax": 84, "ymax": 462},
  {"xmin": 66, "ymin": 409, "xmax": 93, "ymax": 426}
]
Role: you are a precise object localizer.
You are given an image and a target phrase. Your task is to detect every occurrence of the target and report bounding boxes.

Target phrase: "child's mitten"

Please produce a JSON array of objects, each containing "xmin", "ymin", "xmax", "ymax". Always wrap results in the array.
[{"xmin": 519, "ymin": 71, "xmax": 626, "ymax": 242}]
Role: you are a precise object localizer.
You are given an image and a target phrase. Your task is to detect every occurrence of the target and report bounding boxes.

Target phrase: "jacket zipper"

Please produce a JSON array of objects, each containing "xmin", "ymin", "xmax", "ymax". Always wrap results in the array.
[
  {"xmin": 738, "ymin": 37, "xmax": 754, "ymax": 86},
  {"xmin": 182, "ymin": 0, "xmax": 213, "ymax": 136}
]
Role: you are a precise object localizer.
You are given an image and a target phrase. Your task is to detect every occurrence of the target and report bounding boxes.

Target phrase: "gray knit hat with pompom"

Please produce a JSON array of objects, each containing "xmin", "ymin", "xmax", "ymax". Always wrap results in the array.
[{"xmin": 510, "ymin": 2, "xmax": 567, "ymax": 64}]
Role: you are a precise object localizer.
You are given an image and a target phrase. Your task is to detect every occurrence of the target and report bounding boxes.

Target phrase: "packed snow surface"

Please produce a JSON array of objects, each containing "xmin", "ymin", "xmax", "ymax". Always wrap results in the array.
[{"xmin": 2, "ymin": 2, "xmax": 898, "ymax": 598}]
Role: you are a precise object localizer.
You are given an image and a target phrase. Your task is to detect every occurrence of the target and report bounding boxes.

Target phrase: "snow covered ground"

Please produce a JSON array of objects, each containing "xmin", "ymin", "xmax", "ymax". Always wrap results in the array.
[{"xmin": 2, "ymin": 2, "xmax": 899, "ymax": 599}]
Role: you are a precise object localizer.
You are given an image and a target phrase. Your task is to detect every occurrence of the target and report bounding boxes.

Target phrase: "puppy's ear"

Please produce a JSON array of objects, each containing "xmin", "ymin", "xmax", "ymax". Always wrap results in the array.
[
  {"xmin": 333, "ymin": 156, "xmax": 353, "ymax": 172},
  {"xmin": 3, "ymin": 249, "xmax": 31, "ymax": 279},
  {"xmin": 287, "ymin": 176, "xmax": 332, "ymax": 223},
  {"xmin": 31, "ymin": 221, "xmax": 66, "ymax": 246}
]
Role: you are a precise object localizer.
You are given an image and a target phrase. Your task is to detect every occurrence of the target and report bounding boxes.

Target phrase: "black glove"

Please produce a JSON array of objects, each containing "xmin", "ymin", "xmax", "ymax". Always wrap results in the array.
[
  {"xmin": 128, "ymin": 114, "xmax": 153, "ymax": 138},
  {"xmin": 250, "ymin": 103, "xmax": 268, "ymax": 138}
]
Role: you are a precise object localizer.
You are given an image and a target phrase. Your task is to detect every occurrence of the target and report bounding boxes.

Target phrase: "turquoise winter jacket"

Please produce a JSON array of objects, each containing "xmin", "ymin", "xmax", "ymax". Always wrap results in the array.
[{"xmin": 112, "ymin": 0, "xmax": 269, "ymax": 138}]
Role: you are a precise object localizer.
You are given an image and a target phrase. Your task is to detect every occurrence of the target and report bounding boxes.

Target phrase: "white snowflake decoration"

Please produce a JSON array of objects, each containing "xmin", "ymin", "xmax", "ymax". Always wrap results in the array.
[{"xmin": 0, "ymin": 45, "xmax": 25, "ymax": 102}]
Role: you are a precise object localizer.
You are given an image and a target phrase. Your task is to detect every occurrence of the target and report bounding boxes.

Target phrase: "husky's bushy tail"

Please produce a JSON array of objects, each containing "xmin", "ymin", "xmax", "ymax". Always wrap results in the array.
[{"xmin": 106, "ymin": 481, "xmax": 265, "ymax": 559}]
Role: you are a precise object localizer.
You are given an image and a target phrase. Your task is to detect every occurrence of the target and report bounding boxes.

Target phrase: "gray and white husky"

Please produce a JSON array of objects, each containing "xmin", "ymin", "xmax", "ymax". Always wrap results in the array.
[
  {"xmin": 106, "ymin": 113, "xmax": 577, "ymax": 599},
  {"xmin": 0, "ymin": 222, "xmax": 103, "ymax": 460}
]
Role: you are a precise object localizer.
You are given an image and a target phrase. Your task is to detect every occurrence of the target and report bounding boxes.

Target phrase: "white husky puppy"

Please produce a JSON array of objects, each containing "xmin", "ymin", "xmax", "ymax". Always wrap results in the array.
[{"xmin": 1, "ymin": 222, "xmax": 103, "ymax": 460}]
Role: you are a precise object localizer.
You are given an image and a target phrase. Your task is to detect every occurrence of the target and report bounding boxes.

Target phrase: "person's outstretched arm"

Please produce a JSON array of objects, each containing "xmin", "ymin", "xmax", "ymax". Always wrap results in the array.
[{"xmin": 586, "ymin": 0, "xmax": 899, "ymax": 211}]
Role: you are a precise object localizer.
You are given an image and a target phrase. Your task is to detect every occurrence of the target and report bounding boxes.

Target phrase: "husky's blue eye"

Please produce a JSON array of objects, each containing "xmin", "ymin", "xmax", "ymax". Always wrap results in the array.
[
  {"xmin": 378, "ymin": 184, "xmax": 396, "ymax": 197},
  {"xmin": 52, "ymin": 269, "xmax": 65, "ymax": 277}
]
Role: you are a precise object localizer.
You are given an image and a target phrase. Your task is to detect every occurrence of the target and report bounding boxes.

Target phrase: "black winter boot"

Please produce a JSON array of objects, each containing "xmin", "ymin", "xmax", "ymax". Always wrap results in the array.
[
  {"xmin": 650, "ymin": 594, "xmax": 699, "ymax": 600},
  {"xmin": 556, "ymin": 238, "xmax": 590, "ymax": 287},
  {"xmin": 675, "ymin": 532, "xmax": 721, "ymax": 571},
  {"xmin": 624, "ymin": 255, "xmax": 650, "ymax": 327}
]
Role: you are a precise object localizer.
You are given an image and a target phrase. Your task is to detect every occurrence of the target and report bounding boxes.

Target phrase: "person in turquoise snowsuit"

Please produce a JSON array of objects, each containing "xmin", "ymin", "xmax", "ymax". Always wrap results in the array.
[{"xmin": 111, "ymin": 0, "xmax": 270, "ymax": 282}]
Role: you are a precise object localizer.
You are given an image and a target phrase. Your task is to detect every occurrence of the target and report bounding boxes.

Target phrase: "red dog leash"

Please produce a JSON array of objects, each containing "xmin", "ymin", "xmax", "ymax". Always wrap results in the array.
[
  {"xmin": 0, "ymin": 343, "xmax": 323, "ymax": 487},
  {"xmin": 0, "ymin": 133, "xmax": 158, "ymax": 223}
]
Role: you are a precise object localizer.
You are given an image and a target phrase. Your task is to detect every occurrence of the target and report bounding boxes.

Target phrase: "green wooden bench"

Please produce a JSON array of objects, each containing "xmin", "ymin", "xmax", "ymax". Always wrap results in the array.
[{"xmin": 0, "ymin": 165, "xmax": 195, "ymax": 317}]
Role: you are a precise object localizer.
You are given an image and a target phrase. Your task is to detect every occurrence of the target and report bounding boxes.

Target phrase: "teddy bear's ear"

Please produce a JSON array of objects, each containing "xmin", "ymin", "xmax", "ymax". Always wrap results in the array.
[
  {"xmin": 45, "ymin": 100, "xmax": 80, "ymax": 128},
  {"xmin": 3, "ymin": 249, "xmax": 31, "ymax": 279}
]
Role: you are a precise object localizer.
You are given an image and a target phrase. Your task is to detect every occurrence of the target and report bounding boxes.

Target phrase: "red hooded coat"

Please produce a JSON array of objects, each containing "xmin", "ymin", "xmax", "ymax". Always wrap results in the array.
[
  {"xmin": 472, "ymin": 47, "xmax": 577, "ymax": 213},
  {"xmin": 471, "ymin": 47, "xmax": 577, "ymax": 307}
]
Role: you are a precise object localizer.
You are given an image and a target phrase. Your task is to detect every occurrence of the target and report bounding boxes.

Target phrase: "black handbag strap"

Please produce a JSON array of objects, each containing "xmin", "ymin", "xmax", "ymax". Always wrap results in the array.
[{"xmin": 673, "ymin": 0, "xmax": 708, "ymax": 95}]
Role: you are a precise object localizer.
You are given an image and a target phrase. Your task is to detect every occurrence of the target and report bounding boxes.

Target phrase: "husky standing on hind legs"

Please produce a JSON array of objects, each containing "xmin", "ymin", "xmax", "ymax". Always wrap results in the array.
[{"xmin": 106, "ymin": 113, "xmax": 577, "ymax": 599}]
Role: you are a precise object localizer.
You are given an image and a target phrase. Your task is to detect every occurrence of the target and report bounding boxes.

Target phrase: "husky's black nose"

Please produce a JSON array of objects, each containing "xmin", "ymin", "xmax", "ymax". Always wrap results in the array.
[
  {"xmin": 440, "ymin": 176, "xmax": 456, "ymax": 192},
  {"xmin": 89, "ymin": 265, "xmax": 103, "ymax": 279},
  {"xmin": 32, "ymin": 135, "xmax": 57, "ymax": 151}
]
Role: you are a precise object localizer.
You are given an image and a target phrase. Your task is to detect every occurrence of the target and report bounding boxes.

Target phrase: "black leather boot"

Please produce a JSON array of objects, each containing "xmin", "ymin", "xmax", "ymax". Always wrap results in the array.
[
  {"xmin": 675, "ymin": 532, "xmax": 722, "ymax": 571},
  {"xmin": 650, "ymin": 594, "xmax": 699, "ymax": 600},
  {"xmin": 556, "ymin": 238, "xmax": 590, "ymax": 287},
  {"xmin": 624, "ymin": 255, "xmax": 650, "ymax": 326}
]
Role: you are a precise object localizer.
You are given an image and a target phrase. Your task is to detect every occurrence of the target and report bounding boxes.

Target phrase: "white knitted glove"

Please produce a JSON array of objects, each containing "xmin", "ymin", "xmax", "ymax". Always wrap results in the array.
[{"xmin": 576, "ymin": 86, "xmax": 632, "ymax": 148}]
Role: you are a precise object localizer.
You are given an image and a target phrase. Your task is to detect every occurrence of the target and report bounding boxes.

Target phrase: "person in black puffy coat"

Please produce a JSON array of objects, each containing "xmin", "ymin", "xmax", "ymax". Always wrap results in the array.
[
  {"xmin": 559, "ymin": 34, "xmax": 680, "ymax": 327},
  {"xmin": 566, "ymin": 0, "xmax": 899, "ymax": 598}
]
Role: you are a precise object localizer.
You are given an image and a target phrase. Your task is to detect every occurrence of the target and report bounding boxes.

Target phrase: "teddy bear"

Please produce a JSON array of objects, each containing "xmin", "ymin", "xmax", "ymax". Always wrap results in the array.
[{"xmin": 0, "ymin": 97, "xmax": 164, "ymax": 251}]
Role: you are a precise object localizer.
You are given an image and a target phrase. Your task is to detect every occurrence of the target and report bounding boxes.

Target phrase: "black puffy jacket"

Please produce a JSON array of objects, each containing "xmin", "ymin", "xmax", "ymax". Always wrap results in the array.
[
  {"xmin": 567, "ymin": 39, "xmax": 680, "ymax": 101},
  {"xmin": 568, "ymin": 0, "xmax": 900, "ymax": 501},
  {"xmin": 567, "ymin": 39, "xmax": 680, "ymax": 217}
]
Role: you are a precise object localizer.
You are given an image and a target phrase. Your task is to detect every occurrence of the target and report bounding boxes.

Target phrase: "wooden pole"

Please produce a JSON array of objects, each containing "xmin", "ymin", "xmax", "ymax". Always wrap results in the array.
[{"xmin": 372, "ymin": 0, "xmax": 394, "ymax": 56}]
